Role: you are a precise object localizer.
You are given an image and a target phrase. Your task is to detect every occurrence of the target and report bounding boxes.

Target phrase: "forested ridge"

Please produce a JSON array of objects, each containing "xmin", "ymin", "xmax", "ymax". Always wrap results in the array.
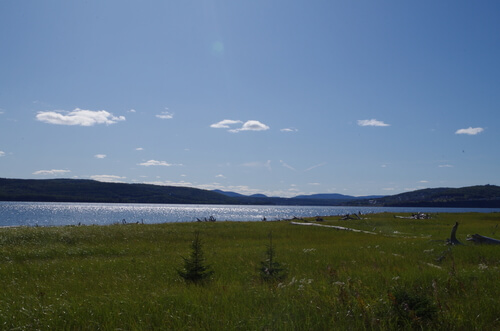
[
  {"xmin": 1, "ymin": 178, "xmax": 499, "ymax": 207},
  {"xmin": 0, "ymin": 178, "xmax": 237, "ymax": 204}
]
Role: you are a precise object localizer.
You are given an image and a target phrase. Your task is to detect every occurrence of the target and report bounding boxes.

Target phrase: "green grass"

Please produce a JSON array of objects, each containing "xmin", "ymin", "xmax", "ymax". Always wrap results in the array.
[{"xmin": 0, "ymin": 212, "xmax": 499, "ymax": 330}]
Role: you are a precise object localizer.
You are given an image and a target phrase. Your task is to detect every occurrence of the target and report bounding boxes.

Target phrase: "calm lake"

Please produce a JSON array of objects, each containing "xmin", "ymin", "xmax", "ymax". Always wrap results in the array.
[{"xmin": 1, "ymin": 201, "xmax": 500, "ymax": 227}]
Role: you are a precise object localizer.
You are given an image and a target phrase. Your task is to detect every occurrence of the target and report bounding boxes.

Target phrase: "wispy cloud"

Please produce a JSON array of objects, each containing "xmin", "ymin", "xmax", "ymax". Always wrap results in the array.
[
  {"xmin": 305, "ymin": 162, "xmax": 327, "ymax": 172},
  {"xmin": 143, "ymin": 180, "xmax": 194, "ymax": 187},
  {"xmin": 138, "ymin": 160, "xmax": 181, "ymax": 167},
  {"xmin": 455, "ymin": 127, "xmax": 484, "ymax": 135},
  {"xmin": 156, "ymin": 110, "xmax": 174, "ymax": 119},
  {"xmin": 211, "ymin": 119, "xmax": 270, "ymax": 133},
  {"xmin": 90, "ymin": 175, "xmax": 126, "ymax": 183},
  {"xmin": 357, "ymin": 119, "xmax": 390, "ymax": 127},
  {"xmin": 241, "ymin": 160, "xmax": 272, "ymax": 170},
  {"xmin": 215, "ymin": 174, "xmax": 226, "ymax": 179},
  {"xmin": 280, "ymin": 160, "xmax": 296, "ymax": 171},
  {"xmin": 0, "ymin": 151, "xmax": 5, "ymax": 157},
  {"xmin": 36, "ymin": 108, "xmax": 125, "ymax": 126},
  {"xmin": 128, "ymin": 109, "xmax": 136, "ymax": 113},
  {"xmin": 439, "ymin": 164, "xmax": 454, "ymax": 168},
  {"xmin": 33, "ymin": 169, "xmax": 71, "ymax": 175},
  {"xmin": 94, "ymin": 154, "xmax": 107, "ymax": 159},
  {"xmin": 135, "ymin": 147, "xmax": 144, "ymax": 151},
  {"xmin": 280, "ymin": 127, "xmax": 298, "ymax": 133}
]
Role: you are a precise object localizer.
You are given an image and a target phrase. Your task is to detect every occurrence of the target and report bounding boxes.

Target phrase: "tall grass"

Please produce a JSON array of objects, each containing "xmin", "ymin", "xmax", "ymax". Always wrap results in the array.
[{"xmin": 0, "ymin": 213, "xmax": 498, "ymax": 329}]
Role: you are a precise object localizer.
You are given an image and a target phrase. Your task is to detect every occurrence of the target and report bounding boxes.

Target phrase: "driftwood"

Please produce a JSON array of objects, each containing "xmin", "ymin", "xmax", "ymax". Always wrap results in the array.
[
  {"xmin": 196, "ymin": 216, "xmax": 216, "ymax": 222},
  {"xmin": 447, "ymin": 222, "xmax": 500, "ymax": 245},
  {"xmin": 394, "ymin": 213, "xmax": 431, "ymax": 220},
  {"xmin": 467, "ymin": 234, "xmax": 500, "ymax": 245},
  {"xmin": 290, "ymin": 221, "xmax": 377, "ymax": 234},
  {"xmin": 447, "ymin": 222, "xmax": 463, "ymax": 245},
  {"xmin": 340, "ymin": 213, "xmax": 361, "ymax": 220}
]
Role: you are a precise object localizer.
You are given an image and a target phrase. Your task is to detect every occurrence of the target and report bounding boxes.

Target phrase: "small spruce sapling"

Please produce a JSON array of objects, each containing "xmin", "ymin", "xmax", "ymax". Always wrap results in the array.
[
  {"xmin": 260, "ymin": 232, "xmax": 287, "ymax": 282},
  {"xmin": 178, "ymin": 231, "xmax": 214, "ymax": 284}
]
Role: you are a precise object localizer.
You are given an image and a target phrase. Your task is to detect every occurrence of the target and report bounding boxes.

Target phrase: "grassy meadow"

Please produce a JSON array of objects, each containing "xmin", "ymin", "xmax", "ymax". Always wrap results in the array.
[{"xmin": 0, "ymin": 212, "xmax": 499, "ymax": 330}]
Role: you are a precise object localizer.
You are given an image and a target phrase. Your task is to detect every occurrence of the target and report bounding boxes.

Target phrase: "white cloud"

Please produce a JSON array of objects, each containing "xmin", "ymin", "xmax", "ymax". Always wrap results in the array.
[
  {"xmin": 36, "ymin": 108, "xmax": 125, "ymax": 126},
  {"xmin": 94, "ymin": 154, "xmax": 107, "ymax": 159},
  {"xmin": 138, "ymin": 160, "xmax": 180, "ymax": 167},
  {"xmin": 135, "ymin": 147, "xmax": 144, "ymax": 151},
  {"xmin": 229, "ymin": 120, "xmax": 270, "ymax": 133},
  {"xmin": 215, "ymin": 174, "xmax": 226, "ymax": 178},
  {"xmin": 419, "ymin": 180, "xmax": 429, "ymax": 183},
  {"xmin": 210, "ymin": 119, "xmax": 243, "ymax": 129},
  {"xmin": 211, "ymin": 119, "xmax": 270, "ymax": 133},
  {"xmin": 281, "ymin": 127, "xmax": 298, "ymax": 132},
  {"xmin": 0, "ymin": 150, "xmax": 5, "ymax": 157},
  {"xmin": 455, "ymin": 127, "xmax": 484, "ymax": 135},
  {"xmin": 90, "ymin": 175, "xmax": 126, "ymax": 183},
  {"xmin": 357, "ymin": 119, "xmax": 390, "ymax": 127},
  {"xmin": 128, "ymin": 109, "xmax": 136, "ymax": 113},
  {"xmin": 439, "ymin": 164, "xmax": 454, "ymax": 168},
  {"xmin": 156, "ymin": 111, "xmax": 174, "ymax": 119},
  {"xmin": 33, "ymin": 169, "xmax": 71, "ymax": 176},
  {"xmin": 308, "ymin": 183, "xmax": 321, "ymax": 186}
]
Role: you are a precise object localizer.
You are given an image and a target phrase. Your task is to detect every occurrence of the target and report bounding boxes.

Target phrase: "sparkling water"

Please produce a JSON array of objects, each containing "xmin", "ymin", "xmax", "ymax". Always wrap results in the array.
[{"xmin": 1, "ymin": 201, "xmax": 499, "ymax": 227}]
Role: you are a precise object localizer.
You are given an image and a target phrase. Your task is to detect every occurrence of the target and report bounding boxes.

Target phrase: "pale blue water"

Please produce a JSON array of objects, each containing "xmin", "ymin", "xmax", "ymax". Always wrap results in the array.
[{"xmin": 0, "ymin": 201, "xmax": 499, "ymax": 227}]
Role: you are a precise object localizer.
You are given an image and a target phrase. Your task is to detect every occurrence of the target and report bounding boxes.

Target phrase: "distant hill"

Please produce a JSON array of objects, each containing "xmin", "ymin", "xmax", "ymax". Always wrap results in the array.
[
  {"xmin": 345, "ymin": 185, "xmax": 500, "ymax": 208},
  {"xmin": 250, "ymin": 194, "xmax": 268, "ymax": 198},
  {"xmin": 212, "ymin": 189, "xmax": 247, "ymax": 198},
  {"xmin": 293, "ymin": 193, "xmax": 385, "ymax": 200},
  {"xmin": 212, "ymin": 190, "xmax": 268, "ymax": 199},
  {"xmin": 1, "ymin": 178, "xmax": 499, "ymax": 208}
]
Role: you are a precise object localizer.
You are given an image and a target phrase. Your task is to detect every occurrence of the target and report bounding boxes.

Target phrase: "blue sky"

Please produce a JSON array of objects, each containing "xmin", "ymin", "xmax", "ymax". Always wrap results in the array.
[{"xmin": 1, "ymin": 1, "xmax": 499, "ymax": 197}]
